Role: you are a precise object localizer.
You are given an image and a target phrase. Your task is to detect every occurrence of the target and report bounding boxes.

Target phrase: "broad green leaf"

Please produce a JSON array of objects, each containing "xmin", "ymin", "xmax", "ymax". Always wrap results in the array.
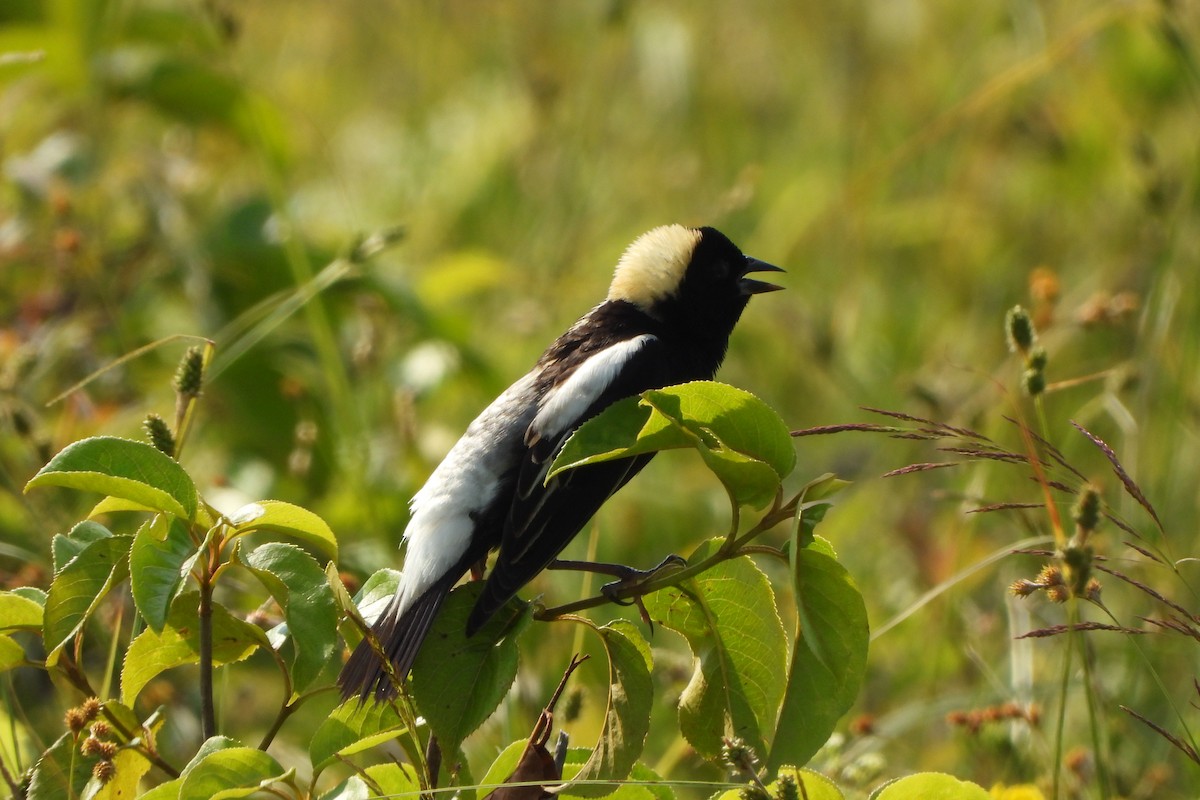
[
  {"xmin": 141, "ymin": 737, "xmax": 241, "ymax": 800},
  {"xmin": 643, "ymin": 383, "xmax": 795, "ymax": 505},
  {"xmin": 131, "ymin": 515, "xmax": 197, "ymax": 633},
  {"xmin": 228, "ymin": 500, "xmax": 338, "ymax": 562},
  {"xmin": 319, "ymin": 763, "xmax": 422, "ymax": 800},
  {"xmin": 768, "ymin": 543, "xmax": 869, "ymax": 771},
  {"xmin": 27, "ymin": 731, "xmax": 99, "ymax": 800},
  {"xmin": 550, "ymin": 395, "xmax": 690, "ymax": 472},
  {"xmin": 567, "ymin": 620, "xmax": 654, "ymax": 797},
  {"xmin": 52, "ymin": 520, "xmax": 113, "ymax": 574},
  {"xmin": 122, "ymin": 592, "xmax": 268, "ymax": 704},
  {"xmin": 0, "ymin": 590, "xmax": 44, "ymax": 631},
  {"xmin": 871, "ymin": 773, "xmax": 990, "ymax": 800},
  {"xmin": 177, "ymin": 746, "xmax": 287, "ymax": 800},
  {"xmin": 138, "ymin": 782, "xmax": 181, "ymax": 800},
  {"xmin": 0, "ymin": 635, "xmax": 26, "ymax": 671},
  {"xmin": 411, "ymin": 581, "xmax": 531, "ymax": 755},
  {"xmin": 309, "ymin": 698, "xmax": 409, "ymax": 774},
  {"xmin": 240, "ymin": 542, "xmax": 338, "ymax": 693},
  {"xmin": 643, "ymin": 539, "xmax": 787, "ymax": 760},
  {"xmin": 11, "ymin": 586, "xmax": 47, "ymax": 604},
  {"xmin": 91, "ymin": 495, "xmax": 216, "ymax": 529},
  {"xmin": 549, "ymin": 382, "xmax": 795, "ymax": 508},
  {"xmin": 43, "ymin": 534, "xmax": 133, "ymax": 665},
  {"xmin": 27, "ymin": 436, "xmax": 199, "ymax": 520},
  {"xmin": 712, "ymin": 767, "xmax": 843, "ymax": 800}
]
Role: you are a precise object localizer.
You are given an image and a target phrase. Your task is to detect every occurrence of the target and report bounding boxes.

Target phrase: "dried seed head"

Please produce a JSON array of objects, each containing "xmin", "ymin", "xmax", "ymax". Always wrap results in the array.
[
  {"xmin": 1046, "ymin": 584, "xmax": 1070, "ymax": 603},
  {"xmin": 92, "ymin": 759, "xmax": 115, "ymax": 784},
  {"xmin": 143, "ymin": 413, "xmax": 176, "ymax": 457},
  {"xmin": 1036, "ymin": 565, "xmax": 1064, "ymax": 587},
  {"xmin": 90, "ymin": 720, "xmax": 112, "ymax": 738},
  {"xmin": 1006, "ymin": 306, "xmax": 1037, "ymax": 354},
  {"xmin": 1010, "ymin": 579, "xmax": 1040, "ymax": 598},
  {"xmin": 65, "ymin": 708, "xmax": 88, "ymax": 734},
  {"xmin": 81, "ymin": 697, "xmax": 101, "ymax": 721},
  {"xmin": 1085, "ymin": 578, "xmax": 1103, "ymax": 602},
  {"xmin": 81, "ymin": 736, "xmax": 103, "ymax": 757}
]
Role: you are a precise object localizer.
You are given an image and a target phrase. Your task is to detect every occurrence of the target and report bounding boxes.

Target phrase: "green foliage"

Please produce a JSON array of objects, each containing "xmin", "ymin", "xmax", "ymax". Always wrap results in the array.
[
  {"xmin": 869, "ymin": 773, "xmax": 991, "ymax": 800},
  {"xmin": 7, "ymin": 377, "xmax": 874, "ymax": 798},
  {"xmin": 551, "ymin": 382, "xmax": 794, "ymax": 509},
  {"xmin": 409, "ymin": 582, "xmax": 530, "ymax": 756},
  {"xmin": 27, "ymin": 437, "xmax": 199, "ymax": 520},
  {"xmin": 644, "ymin": 540, "xmax": 787, "ymax": 760},
  {"xmin": 4, "ymin": 1, "xmax": 1199, "ymax": 797}
]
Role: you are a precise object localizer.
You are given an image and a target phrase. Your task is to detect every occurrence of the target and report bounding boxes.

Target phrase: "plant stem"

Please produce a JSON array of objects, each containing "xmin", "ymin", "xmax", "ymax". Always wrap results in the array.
[
  {"xmin": 198, "ymin": 554, "xmax": 216, "ymax": 740},
  {"xmin": 1051, "ymin": 609, "xmax": 1076, "ymax": 800},
  {"xmin": 1075, "ymin": 601, "xmax": 1112, "ymax": 798}
]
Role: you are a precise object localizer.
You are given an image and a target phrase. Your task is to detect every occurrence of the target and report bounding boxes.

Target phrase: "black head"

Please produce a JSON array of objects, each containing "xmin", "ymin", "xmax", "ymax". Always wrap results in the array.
[{"xmin": 607, "ymin": 225, "xmax": 783, "ymax": 342}]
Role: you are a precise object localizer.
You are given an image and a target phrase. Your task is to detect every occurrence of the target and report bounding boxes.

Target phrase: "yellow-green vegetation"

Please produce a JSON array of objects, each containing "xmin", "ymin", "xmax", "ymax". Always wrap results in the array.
[{"xmin": 2, "ymin": 1, "xmax": 1199, "ymax": 798}]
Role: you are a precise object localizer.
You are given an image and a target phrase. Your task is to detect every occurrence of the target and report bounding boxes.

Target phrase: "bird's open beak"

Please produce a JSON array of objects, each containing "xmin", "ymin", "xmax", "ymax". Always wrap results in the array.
[{"xmin": 739, "ymin": 257, "xmax": 785, "ymax": 295}]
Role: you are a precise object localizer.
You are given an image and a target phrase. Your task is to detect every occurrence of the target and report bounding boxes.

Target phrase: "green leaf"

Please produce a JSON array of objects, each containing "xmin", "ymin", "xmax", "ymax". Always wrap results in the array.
[
  {"xmin": 140, "ymin": 737, "xmax": 241, "ymax": 800},
  {"xmin": 122, "ymin": 592, "xmax": 268, "ymax": 705},
  {"xmin": 131, "ymin": 515, "xmax": 197, "ymax": 633},
  {"xmin": 549, "ymin": 382, "xmax": 795, "ymax": 508},
  {"xmin": 870, "ymin": 773, "xmax": 990, "ymax": 800},
  {"xmin": 309, "ymin": 699, "xmax": 410, "ymax": 775},
  {"xmin": 0, "ymin": 635, "xmax": 27, "ymax": 671},
  {"xmin": 0, "ymin": 590, "xmax": 44, "ymax": 631},
  {"xmin": 90, "ymin": 495, "xmax": 216, "ymax": 529},
  {"xmin": 768, "ymin": 543, "xmax": 869, "ymax": 771},
  {"xmin": 411, "ymin": 581, "xmax": 531, "ymax": 755},
  {"xmin": 712, "ymin": 767, "xmax": 843, "ymax": 800},
  {"xmin": 567, "ymin": 619, "xmax": 655, "ymax": 797},
  {"xmin": 43, "ymin": 534, "xmax": 133, "ymax": 665},
  {"xmin": 643, "ymin": 381, "xmax": 795, "ymax": 490},
  {"xmin": 26, "ymin": 436, "xmax": 199, "ymax": 520},
  {"xmin": 228, "ymin": 500, "xmax": 338, "ymax": 562},
  {"xmin": 177, "ymin": 746, "xmax": 288, "ymax": 800},
  {"xmin": 319, "ymin": 763, "xmax": 422, "ymax": 800},
  {"xmin": 643, "ymin": 539, "xmax": 787, "ymax": 760},
  {"xmin": 52, "ymin": 520, "xmax": 113, "ymax": 574},
  {"xmin": 27, "ymin": 731, "xmax": 99, "ymax": 800},
  {"xmin": 240, "ymin": 542, "xmax": 339, "ymax": 693}
]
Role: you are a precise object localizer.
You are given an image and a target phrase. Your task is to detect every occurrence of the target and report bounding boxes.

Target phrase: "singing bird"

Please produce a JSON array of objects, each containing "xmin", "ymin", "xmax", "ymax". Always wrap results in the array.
[{"xmin": 340, "ymin": 224, "xmax": 783, "ymax": 701}]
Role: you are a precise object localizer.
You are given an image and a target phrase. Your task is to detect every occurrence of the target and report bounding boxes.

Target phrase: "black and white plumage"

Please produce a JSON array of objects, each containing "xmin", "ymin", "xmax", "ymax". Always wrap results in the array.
[{"xmin": 340, "ymin": 224, "xmax": 783, "ymax": 701}]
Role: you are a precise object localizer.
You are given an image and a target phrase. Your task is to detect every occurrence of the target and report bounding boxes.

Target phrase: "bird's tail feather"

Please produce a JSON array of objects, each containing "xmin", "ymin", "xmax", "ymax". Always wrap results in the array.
[{"xmin": 339, "ymin": 577, "xmax": 453, "ymax": 702}]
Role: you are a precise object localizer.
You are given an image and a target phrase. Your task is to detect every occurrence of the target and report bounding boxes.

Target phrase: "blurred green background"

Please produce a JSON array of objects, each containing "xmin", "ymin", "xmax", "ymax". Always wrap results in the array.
[{"xmin": 2, "ymin": 0, "xmax": 1198, "ymax": 796}]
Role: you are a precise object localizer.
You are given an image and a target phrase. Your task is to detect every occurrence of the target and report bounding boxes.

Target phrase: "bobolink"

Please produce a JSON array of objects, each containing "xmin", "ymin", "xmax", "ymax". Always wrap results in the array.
[{"xmin": 340, "ymin": 224, "xmax": 783, "ymax": 701}]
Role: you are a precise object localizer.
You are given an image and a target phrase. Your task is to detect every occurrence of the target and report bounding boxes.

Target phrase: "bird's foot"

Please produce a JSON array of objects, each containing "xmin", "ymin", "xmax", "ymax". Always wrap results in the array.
[{"xmin": 597, "ymin": 554, "xmax": 687, "ymax": 606}]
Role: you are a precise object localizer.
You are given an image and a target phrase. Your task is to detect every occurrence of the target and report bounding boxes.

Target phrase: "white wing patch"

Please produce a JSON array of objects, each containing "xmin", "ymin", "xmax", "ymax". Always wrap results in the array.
[
  {"xmin": 529, "ymin": 335, "xmax": 656, "ymax": 445},
  {"xmin": 392, "ymin": 372, "xmax": 538, "ymax": 618}
]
